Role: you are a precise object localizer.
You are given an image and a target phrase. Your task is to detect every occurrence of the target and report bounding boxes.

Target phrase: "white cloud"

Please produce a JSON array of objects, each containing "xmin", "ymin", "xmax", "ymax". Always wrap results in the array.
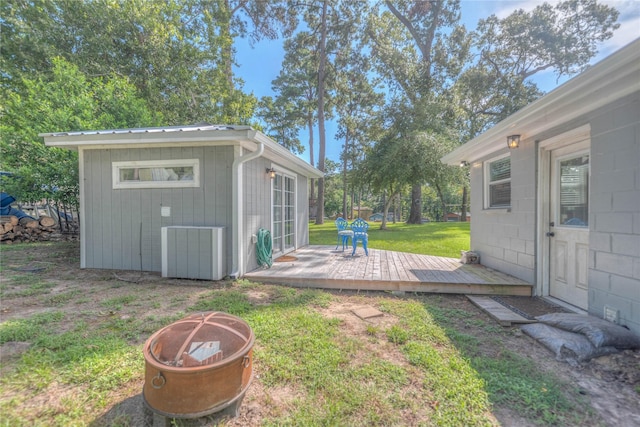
[
  {"xmin": 600, "ymin": 1, "xmax": 640, "ymax": 52},
  {"xmin": 471, "ymin": 0, "xmax": 639, "ymax": 59},
  {"xmin": 492, "ymin": 0, "xmax": 546, "ymax": 19}
]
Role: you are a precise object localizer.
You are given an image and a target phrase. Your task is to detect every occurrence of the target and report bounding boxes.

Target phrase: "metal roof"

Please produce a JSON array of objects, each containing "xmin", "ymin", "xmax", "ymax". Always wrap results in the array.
[{"xmin": 39, "ymin": 123, "xmax": 251, "ymax": 137}]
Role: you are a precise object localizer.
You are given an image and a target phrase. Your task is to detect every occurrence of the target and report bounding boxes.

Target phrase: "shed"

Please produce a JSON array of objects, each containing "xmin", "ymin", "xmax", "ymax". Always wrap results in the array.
[
  {"xmin": 41, "ymin": 124, "xmax": 323, "ymax": 279},
  {"xmin": 441, "ymin": 39, "xmax": 640, "ymax": 334}
]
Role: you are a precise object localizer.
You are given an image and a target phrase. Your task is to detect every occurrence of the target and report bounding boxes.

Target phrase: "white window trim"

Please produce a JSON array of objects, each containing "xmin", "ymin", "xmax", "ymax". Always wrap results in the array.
[
  {"xmin": 484, "ymin": 153, "xmax": 511, "ymax": 209},
  {"xmin": 112, "ymin": 159, "xmax": 200, "ymax": 189}
]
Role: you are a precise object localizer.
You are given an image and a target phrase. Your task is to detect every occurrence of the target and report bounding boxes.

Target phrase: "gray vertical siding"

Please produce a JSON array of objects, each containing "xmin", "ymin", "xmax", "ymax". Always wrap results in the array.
[
  {"xmin": 83, "ymin": 146, "xmax": 233, "ymax": 273},
  {"xmin": 588, "ymin": 94, "xmax": 640, "ymax": 333},
  {"xmin": 242, "ymin": 157, "xmax": 273, "ymax": 273}
]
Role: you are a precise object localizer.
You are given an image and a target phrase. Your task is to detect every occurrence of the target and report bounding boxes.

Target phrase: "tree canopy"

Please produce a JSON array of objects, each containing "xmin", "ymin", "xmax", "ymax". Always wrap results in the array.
[{"xmin": 0, "ymin": 0, "xmax": 623, "ymax": 218}]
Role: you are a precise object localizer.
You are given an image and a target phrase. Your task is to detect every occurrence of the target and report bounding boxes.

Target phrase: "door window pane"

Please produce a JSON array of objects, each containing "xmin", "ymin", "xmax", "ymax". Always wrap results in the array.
[{"xmin": 559, "ymin": 155, "xmax": 589, "ymax": 227}]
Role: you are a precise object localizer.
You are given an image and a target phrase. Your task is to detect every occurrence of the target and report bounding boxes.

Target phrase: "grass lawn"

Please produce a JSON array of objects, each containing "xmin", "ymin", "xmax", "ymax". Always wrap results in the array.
[
  {"xmin": 309, "ymin": 221, "xmax": 470, "ymax": 258},
  {"xmin": 0, "ymin": 240, "xmax": 607, "ymax": 427}
]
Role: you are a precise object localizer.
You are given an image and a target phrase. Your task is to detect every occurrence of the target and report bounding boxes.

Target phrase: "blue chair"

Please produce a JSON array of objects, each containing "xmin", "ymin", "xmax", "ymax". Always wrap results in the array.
[
  {"xmin": 350, "ymin": 218, "xmax": 369, "ymax": 256},
  {"xmin": 335, "ymin": 217, "xmax": 353, "ymax": 251}
]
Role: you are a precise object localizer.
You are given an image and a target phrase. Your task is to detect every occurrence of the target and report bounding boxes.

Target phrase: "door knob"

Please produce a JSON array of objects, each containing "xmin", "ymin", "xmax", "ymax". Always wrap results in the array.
[{"xmin": 546, "ymin": 232, "xmax": 555, "ymax": 237}]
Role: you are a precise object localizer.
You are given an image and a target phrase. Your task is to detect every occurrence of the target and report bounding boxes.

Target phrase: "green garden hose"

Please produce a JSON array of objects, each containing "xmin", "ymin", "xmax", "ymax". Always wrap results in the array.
[{"xmin": 256, "ymin": 228, "xmax": 273, "ymax": 268}]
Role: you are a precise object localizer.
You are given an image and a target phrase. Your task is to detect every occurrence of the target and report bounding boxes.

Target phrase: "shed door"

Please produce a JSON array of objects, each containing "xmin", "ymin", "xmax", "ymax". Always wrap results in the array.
[
  {"xmin": 272, "ymin": 172, "xmax": 296, "ymax": 257},
  {"xmin": 548, "ymin": 145, "xmax": 590, "ymax": 309}
]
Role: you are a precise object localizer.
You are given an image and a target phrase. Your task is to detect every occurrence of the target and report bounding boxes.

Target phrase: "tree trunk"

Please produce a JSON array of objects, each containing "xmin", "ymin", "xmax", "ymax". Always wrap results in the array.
[
  {"xmin": 0, "ymin": 215, "xmax": 19, "ymax": 226},
  {"xmin": 39, "ymin": 216, "xmax": 56, "ymax": 227},
  {"xmin": 350, "ymin": 190, "xmax": 354, "ymax": 219},
  {"xmin": 221, "ymin": 0, "xmax": 235, "ymax": 112},
  {"xmin": 341, "ymin": 132, "xmax": 349, "ymax": 219},
  {"xmin": 407, "ymin": 183, "xmax": 422, "ymax": 224},
  {"xmin": 308, "ymin": 114, "xmax": 316, "ymax": 204},
  {"xmin": 19, "ymin": 217, "xmax": 39, "ymax": 229},
  {"xmin": 315, "ymin": 0, "xmax": 328, "ymax": 225},
  {"xmin": 380, "ymin": 190, "xmax": 395, "ymax": 230},
  {"xmin": 435, "ymin": 183, "xmax": 447, "ymax": 222},
  {"xmin": 461, "ymin": 185, "xmax": 468, "ymax": 222}
]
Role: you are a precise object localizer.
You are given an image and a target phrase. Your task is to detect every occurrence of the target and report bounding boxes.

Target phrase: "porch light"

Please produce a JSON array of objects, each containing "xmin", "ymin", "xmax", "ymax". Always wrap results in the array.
[
  {"xmin": 266, "ymin": 167, "xmax": 276, "ymax": 179},
  {"xmin": 460, "ymin": 161, "xmax": 469, "ymax": 167},
  {"xmin": 507, "ymin": 135, "xmax": 520, "ymax": 149}
]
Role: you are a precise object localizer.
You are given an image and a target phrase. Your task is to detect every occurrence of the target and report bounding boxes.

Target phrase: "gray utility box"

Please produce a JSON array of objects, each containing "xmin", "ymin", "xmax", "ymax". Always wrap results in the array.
[{"xmin": 161, "ymin": 226, "xmax": 226, "ymax": 280}]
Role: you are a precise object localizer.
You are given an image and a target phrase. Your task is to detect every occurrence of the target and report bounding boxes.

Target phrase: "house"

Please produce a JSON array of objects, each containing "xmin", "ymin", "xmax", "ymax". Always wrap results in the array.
[
  {"xmin": 441, "ymin": 39, "xmax": 640, "ymax": 335},
  {"xmin": 41, "ymin": 124, "xmax": 323, "ymax": 279},
  {"xmin": 370, "ymin": 212, "xmax": 393, "ymax": 222},
  {"xmin": 353, "ymin": 206, "xmax": 373, "ymax": 221},
  {"xmin": 445, "ymin": 212, "xmax": 470, "ymax": 222}
]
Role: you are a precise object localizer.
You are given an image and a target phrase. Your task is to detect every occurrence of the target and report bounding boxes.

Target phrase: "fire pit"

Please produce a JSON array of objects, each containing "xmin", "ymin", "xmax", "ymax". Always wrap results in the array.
[{"xmin": 142, "ymin": 312, "xmax": 254, "ymax": 419}]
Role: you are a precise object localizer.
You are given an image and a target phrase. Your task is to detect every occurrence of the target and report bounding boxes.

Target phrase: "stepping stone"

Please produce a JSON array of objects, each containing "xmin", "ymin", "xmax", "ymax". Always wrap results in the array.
[
  {"xmin": 466, "ymin": 295, "xmax": 537, "ymax": 326},
  {"xmin": 352, "ymin": 306, "xmax": 384, "ymax": 320}
]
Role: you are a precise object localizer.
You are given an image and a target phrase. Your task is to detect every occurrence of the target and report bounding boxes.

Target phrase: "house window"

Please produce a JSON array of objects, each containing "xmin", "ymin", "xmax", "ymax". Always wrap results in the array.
[
  {"xmin": 485, "ymin": 154, "xmax": 511, "ymax": 208},
  {"xmin": 112, "ymin": 159, "xmax": 200, "ymax": 189}
]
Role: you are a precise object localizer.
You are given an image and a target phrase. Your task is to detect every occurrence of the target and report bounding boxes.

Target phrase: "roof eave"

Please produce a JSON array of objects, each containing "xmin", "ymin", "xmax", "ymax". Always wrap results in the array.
[{"xmin": 42, "ymin": 126, "xmax": 323, "ymax": 179}]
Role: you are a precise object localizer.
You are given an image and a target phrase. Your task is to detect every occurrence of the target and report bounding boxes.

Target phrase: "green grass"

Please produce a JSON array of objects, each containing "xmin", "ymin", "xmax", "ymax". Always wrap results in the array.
[
  {"xmin": 0, "ymin": 241, "xmax": 601, "ymax": 426},
  {"xmin": 0, "ymin": 284, "xmax": 597, "ymax": 426},
  {"xmin": 423, "ymin": 300, "xmax": 595, "ymax": 426},
  {"xmin": 99, "ymin": 294, "xmax": 137, "ymax": 311},
  {"xmin": 309, "ymin": 221, "xmax": 470, "ymax": 258},
  {"xmin": 0, "ymin": 312, "xmax": 65, "ymax": 344}
]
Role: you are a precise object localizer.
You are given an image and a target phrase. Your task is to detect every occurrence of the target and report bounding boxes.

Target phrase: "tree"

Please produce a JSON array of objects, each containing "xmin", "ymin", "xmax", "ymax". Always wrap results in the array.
[
  {"xmin": 456, "ymin": 0, "xmax": 620, "ymax": 137},
  {"xmin": 314, "ymin": 0, "xmax": 330, "ymax": 225},
  {"xmin": 295, "ymin": 0, "xmax": 370, "ymax": 224},
  {"xmin": 1, "ymin": 58, "xmax": 161, "ymax": 205},
  {"xmin": 1, "ymin": 0, "xmax": 257, "ymax": 125},
  {"xmin": 366, "ymin": 0, "xmax": 469, "ymax": 223},
  {"xmin": 255, "ymin": 96, "xmax": 304, "ymax": 154},
  {"xmin": 219, "ymin": 0, "xmax": 299, "ymax": 83},
  {"xmin": 333, "ymin": 21, "xmax": 384, "ymax": 220},
  {"xmin": 266, "ymin": 32, "xmax": 322, "ymax": 201}
]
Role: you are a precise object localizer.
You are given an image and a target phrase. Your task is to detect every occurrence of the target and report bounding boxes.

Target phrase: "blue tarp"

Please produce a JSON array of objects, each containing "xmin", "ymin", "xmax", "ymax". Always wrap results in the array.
[{"xmin": 0, "ymin": 192, "xmax": 35, "ymax": 220}]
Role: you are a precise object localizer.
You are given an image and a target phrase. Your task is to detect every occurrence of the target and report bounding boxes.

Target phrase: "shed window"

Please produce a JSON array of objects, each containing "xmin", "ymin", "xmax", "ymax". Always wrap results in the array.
[
  {"xmin": 485, "ymin": 154, "xmax": 511, "ymax": 208},
  {"xmin": 112, "ymin": 159, "xmax": 200, "ymax": 189}
]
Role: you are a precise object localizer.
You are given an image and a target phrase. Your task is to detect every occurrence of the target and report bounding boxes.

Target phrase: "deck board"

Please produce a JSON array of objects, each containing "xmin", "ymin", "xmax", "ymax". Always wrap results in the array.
[{"xmin": 245, "ymin": 246, "xmax": 532, "ymax": 296}]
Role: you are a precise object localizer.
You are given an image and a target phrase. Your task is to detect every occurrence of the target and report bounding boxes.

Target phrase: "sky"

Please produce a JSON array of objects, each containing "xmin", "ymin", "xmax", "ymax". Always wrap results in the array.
[{"xmin": 233, "ymin": 1, "xmax": 640, "ymax": 165}]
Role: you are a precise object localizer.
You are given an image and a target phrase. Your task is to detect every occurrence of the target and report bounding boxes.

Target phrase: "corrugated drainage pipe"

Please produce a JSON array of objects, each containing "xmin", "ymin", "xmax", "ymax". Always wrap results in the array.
[{"xmin": 230, "ymin": 138, "xmax": 264, "ymax": 278}]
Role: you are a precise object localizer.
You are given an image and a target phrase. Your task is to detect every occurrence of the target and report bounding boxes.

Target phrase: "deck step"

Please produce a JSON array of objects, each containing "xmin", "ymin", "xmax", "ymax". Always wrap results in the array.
[{"xmin": 466, "ymin": 295, "xmax": 537, "ymax": 326}]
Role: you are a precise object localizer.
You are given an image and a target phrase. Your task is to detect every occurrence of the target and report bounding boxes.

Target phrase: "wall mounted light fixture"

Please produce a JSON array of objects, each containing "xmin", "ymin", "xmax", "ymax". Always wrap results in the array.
[
  {"xmin": 266, "ymin": 167, "xmax": 276, "ymax": 179},
  {"xmin": 507, "ymin": 135, "xmax": 520, "ymax": 149},
  {"xmin": 460, "ymin": 161, "xmax": 469, "ymax": 167}
]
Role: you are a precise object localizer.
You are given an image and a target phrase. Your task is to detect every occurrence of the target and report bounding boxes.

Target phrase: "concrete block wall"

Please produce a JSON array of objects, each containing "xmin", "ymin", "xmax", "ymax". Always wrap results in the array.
[
  {"xmin": 588, "ymin": 95, "xmax": 640, "ymax": 334},
  {"xmin": 469, "ymin": 139, "xmax": 537, "ymax": 285}
]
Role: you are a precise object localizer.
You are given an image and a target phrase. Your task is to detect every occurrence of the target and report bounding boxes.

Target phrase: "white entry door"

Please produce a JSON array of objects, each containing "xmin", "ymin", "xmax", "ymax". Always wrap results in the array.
[{"xmin": 548, "ymin": 145, "xmax": 590, "ymax": 309}]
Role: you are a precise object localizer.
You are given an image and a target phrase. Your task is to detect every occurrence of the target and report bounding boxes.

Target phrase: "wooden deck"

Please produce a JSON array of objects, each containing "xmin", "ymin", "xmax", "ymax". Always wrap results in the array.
[{"xmin": 244, "ymin": 246, "xmax": 532, "ymax": 296}]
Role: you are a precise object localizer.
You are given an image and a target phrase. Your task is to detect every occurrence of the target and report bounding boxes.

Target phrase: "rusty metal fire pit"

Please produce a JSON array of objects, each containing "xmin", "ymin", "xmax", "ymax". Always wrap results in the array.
[{"xmin": 142, "ymin": 312, "xmax": 254, "ymax": 419}]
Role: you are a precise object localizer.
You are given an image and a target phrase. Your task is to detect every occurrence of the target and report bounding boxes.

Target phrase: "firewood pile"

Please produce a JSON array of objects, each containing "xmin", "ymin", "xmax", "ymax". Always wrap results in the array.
[{"xmin": 0, "ymin": 215, "xmax": 78, "ymax": 244}]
